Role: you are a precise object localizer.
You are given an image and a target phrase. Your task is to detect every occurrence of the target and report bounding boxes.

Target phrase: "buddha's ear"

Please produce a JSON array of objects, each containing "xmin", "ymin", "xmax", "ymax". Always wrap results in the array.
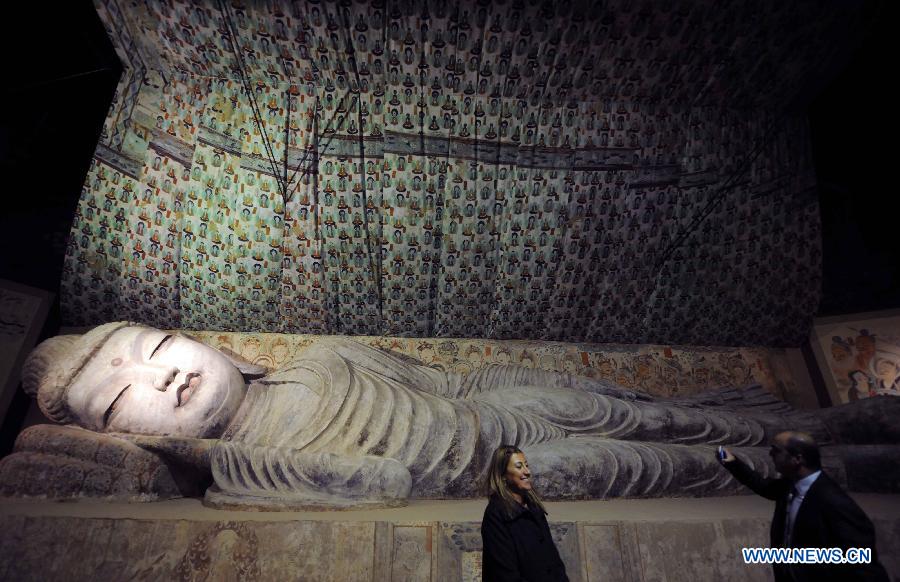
[
  {"xmin": 226, "ymin": 354, "xmax": 268, "ymax": 380},
  {"xmin": 216, "ymin": 345, "xmax": 268, "ymax": 379}
]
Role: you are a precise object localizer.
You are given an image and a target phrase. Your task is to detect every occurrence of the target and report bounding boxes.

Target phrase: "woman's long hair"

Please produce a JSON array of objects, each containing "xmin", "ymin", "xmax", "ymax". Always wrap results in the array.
[{"xmin": 484, "ymin": 444, "xmax": 547, "ymax": 518}]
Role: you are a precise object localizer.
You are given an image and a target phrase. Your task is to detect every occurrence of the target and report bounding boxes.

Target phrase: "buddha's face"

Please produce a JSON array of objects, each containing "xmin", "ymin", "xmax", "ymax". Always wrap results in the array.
[{"xmin": 66, "ymin": 326, "xmax": 247, "ymax": 438}]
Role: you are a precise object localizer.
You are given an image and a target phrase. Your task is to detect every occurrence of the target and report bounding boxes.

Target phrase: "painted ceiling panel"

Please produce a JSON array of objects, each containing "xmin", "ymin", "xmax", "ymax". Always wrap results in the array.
[{"xmin": 61, "ymin": 0, "xmax": 862, "ymax": 346}]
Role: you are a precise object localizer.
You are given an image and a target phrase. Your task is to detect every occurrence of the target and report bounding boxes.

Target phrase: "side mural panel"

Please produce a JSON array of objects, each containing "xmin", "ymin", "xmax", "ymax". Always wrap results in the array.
[{"xmin": 814, "ymin": 312, "xmax": 900, "ymax": 403}]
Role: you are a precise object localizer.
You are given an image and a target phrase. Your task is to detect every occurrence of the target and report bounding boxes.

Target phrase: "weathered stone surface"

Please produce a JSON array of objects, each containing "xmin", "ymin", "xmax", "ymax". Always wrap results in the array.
[
  {"xmin": 0, "ymin": 509, "xmax": 897, "ymax": 581},
  {"xmin": 818, "ymin": 397, "xmax": 900, "ymax": 445},
  {"xmin": 634, "ymin": 520, "xmax": 763, "ymax": 582},
  {"xmin": 719, "ymin": 520, "xmax": 775, "ymax": 582},
  {"xmin": 581, "ymin": 524, "xmax": 633, "ymax": 582},
  {"xmin": 550, "ymin": 522, "xmax": 583, "ymax": 582},
  {"xmin": 875, "ymin": 517, "xmax": 900, "ymax": 582},
  {"xmin": 437, "ymin": 522, "xmax": 481, "ymax": 582},
  {"xmin": 257, "ymin": 520, "xmax": 376, "ymax": 582},
  {"xmin": 824, "ymin": 445, "xmax": 900, "ymax": 493},
  {"xmin": 373, "ymin": 521, "xmax": 394, "ymax": 581},
  {"xmin": 391, "ymin": 524, "xmax": 434, "ymax": 582}
]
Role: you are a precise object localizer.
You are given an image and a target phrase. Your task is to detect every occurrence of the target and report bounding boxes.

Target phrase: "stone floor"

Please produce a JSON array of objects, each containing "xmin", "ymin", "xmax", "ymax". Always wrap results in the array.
[{"xmin": 2, "ymin": 494, "xmax": 898, "ymax": 581}]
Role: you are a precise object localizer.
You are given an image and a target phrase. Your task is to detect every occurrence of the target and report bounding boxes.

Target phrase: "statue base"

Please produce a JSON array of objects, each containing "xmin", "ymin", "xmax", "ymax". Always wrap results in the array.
[
  {"xmin": 203, "ymin": 484, "xmax": 410, "ymax": 512},
  {"xmin": 2, "ymin": 495, "xmax": 899, "ymax": 581}
]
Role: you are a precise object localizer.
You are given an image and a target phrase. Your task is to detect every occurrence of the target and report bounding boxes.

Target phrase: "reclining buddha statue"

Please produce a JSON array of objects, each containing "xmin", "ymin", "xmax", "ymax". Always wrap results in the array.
[{"xmin": 3, "ymin": 321, "xmax": 898, "ymax": 509}]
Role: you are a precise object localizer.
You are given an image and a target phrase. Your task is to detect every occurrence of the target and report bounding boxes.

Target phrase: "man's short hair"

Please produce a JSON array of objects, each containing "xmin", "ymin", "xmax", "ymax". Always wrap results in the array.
[{"xmin": 784, "ymin": 432, "xmax": 822, "ymax": 470}]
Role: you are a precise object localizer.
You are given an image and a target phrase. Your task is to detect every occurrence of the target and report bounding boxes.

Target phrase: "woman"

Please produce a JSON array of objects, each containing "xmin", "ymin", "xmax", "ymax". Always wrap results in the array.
[{"xmin": 480, "ymin": 445, "xmax": 568, "ymax": 582}]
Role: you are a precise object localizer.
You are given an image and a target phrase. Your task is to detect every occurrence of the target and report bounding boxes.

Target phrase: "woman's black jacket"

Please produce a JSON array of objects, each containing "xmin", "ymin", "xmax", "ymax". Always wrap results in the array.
[{"xmin": 480, "ymin": 494, "xmax": 569, "ymax": 582}]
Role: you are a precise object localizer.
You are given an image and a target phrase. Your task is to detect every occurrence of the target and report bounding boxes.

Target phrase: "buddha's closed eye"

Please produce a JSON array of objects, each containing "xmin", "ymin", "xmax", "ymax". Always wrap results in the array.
[
  {"xmin": 104, "ymin": 385, "xmax": 131, "ymax": 428},
  {"xmin": 149, "ymin": 335, "xmax": 173, "ymax": 359}
]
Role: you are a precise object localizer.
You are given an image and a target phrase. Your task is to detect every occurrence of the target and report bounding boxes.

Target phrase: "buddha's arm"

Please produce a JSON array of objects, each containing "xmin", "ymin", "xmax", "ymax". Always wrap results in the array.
[
  {"xmin": 309, "ymin": 338, "xmax": 653, "ymax": 402},
  {"xmin": 0, "ymin": 424, "xmax": 206, "ymax": 500},
  {"xmin": 314, "ymin": 339, "xmax": 460, "ymax": 397},
  {"xmin": 474, "ymin": 386, "xmax": 775, "ymax": 446},
  {"xmin": 204, "ymin": 441, "xmax": 412, "ymax": 508},
  {"xmin": 526, "ymin": 437, "xmax": 778, "ymax": 499},
  {"xmin": 459, "ymin": 363, "xmax": 654, "ymax": 401},
  {"xmin": 113, "ymin": 433, "xmax": 216, "ymax": 470}
]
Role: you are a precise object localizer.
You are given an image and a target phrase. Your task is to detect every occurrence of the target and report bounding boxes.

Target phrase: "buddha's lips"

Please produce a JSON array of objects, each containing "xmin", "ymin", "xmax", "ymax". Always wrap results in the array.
[{"xmin": 175, "ymin": 373, "xmax": 201, "ymax": 407}]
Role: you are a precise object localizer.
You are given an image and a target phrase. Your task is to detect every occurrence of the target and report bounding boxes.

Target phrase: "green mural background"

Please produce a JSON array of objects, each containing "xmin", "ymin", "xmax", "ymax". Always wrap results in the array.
[{"xmin": 62, "ymin": 0, "xmax": 860, "ymax": 346}]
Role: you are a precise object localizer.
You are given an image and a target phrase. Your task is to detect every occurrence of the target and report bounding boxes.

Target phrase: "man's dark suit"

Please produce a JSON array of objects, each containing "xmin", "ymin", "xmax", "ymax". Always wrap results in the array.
[{"xmin": 725, "ymin": 458, "xmax": 888, "ymax": 582}]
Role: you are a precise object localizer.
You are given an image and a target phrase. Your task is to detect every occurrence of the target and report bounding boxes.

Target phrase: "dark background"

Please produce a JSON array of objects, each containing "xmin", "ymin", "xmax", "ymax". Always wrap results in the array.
[
  {"xmin": 808, "ymin": 5, "xmax": 897, "ymax": 316},
  {"xmin": 0, "ymin": 2, "xmax": 121, "ymax": 311}
]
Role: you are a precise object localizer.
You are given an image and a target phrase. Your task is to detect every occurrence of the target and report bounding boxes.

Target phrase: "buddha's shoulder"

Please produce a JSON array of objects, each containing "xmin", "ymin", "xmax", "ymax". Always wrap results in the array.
[{"xmin": 255, "ymin": 343, "xmax": 358, "ymax": 385}]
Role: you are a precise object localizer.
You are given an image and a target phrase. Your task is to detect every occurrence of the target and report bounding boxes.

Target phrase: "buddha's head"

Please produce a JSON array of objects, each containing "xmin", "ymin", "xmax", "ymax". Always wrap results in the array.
[{"xmin": 22, "ymin": 322, "xmax": 263, "ymax": 438}]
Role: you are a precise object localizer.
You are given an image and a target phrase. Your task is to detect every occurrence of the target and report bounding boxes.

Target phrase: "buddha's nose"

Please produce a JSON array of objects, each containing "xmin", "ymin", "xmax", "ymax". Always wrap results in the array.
[{"xmin": 150, "ymin": 365, "xmax": 179, "ymax": 391}]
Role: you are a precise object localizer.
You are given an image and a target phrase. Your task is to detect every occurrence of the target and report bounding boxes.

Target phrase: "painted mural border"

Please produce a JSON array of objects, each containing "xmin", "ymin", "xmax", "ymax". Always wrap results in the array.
[{"xmin": 810, "ymin": 308, "xmax": 900, "ymax": 405}]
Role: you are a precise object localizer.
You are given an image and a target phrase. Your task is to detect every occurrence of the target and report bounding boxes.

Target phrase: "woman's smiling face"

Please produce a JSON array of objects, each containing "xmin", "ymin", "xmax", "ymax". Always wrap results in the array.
[
  {"xmin": 504, "ymin": 452, "xmax": 533, "ymax": 493},
  {"xmin": 65, "ymin": 326, "xmax": 247, "ymax": 438}
]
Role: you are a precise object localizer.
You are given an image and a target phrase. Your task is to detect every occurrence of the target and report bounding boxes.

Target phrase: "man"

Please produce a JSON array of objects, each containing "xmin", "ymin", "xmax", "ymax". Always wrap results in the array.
[{"xmin": 720, "ymin": 431, "xmax": 889, "ymax": 582}]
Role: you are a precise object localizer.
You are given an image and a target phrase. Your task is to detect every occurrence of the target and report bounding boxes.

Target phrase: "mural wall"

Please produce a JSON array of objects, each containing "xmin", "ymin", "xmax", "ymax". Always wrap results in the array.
[
  {"xmin": 814, "ymin": 312, "xmax": 900, "ymax": 403},
  {"xmin": 61, "ymin": 0, "xmax": 863, "ymax": 347}
]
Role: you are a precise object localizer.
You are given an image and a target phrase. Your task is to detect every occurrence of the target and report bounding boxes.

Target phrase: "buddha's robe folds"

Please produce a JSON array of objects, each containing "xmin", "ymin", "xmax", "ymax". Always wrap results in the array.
[{"xmin": 204, "ymin": 340, "xmax": 815, "ymax": 507}]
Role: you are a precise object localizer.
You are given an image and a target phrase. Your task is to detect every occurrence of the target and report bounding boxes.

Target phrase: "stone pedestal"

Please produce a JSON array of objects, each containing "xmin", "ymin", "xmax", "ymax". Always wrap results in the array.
[{"xmin": 2, "ymin": 496, "xmax": 898, "ymax": 581}]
